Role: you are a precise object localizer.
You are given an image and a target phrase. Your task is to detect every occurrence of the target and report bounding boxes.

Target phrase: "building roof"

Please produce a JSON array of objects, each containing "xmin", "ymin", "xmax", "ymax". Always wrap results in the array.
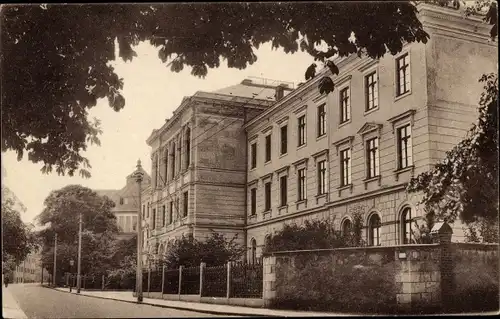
[
  {"xmin": 211, "ymin": 77, "xmax": 294, "ymax": 101},
  {"xmin": 94, "ymin": 189, "xmax": 118, "ymax": 199}
]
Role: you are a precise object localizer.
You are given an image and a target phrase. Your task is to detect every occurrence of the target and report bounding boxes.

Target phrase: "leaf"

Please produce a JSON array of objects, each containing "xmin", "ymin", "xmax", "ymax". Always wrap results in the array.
[
  {"xmin": 305, "ymin": 63, "xmax": 317, "ymax": 80},
  {"xmin": 326, "ymin": 60, "xmax": 339, "ymax": 75},
  {"xmin": 318, "ymin": 76, "xmax": 334, "ymax": 95}
]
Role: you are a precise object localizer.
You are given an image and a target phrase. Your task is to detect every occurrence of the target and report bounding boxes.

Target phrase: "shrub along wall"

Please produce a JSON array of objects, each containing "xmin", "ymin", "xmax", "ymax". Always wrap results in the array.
[
  {"xmin": 263, "ymin": 241, "xmax": 499, "ymax": 314},
  {"xmin": 449, "ymin": 243, "xmax": 499, "ymax": 312}
]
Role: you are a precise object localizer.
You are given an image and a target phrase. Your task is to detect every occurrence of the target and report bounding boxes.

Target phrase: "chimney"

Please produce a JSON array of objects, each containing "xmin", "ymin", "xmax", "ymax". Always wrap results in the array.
[{"xmin": 275, "ymin": 84, "xmax": 287, "ymax": 101}]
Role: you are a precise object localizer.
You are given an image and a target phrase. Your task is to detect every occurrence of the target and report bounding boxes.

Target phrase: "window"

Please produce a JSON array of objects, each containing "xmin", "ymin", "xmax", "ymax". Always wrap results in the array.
[
  {"xmin": 340, "ymin": 87, "xmax": 350, "ymax": 123},
  {"xmin": 171, "ymin": 143, "xmax": 176, "ymax": 179},
  {"xmin": 251, "ymin": 239, "xmax": 257, "ymax": 264},
  {"xmin": 142, "ymin": 205, "xmax": 145, "ymax": 219},
  {"xmin": 401, "ymin": 207, "xmax": 413, "ymax": 244},
  {"xmin": 366, "ymin": 137, "xmax": 380, "ymax": 178},
  {"xmin": 164, "ymin": 150, "xmax": 169, "ymax": 184},
  {"xmin": 264, "ymin": 182, "xmax": 271, "ymax": 212},
  {"xmin": 162, "ymin": 205, "xmax": 166, "ymax": 227},
  {"xmin": 280, "ymin": 176, "xmax": 288, "ymax": 207},
  {"xmin": 185, "ymin": 128, "xmax": 191, "ymax": 168},
  {"xmin": 340, "ymin": 149, "xmax": 352, "ymax": 186},
  {"xmin": 250, "ymin": 143, "xmax": 257, "ymax": 169},
  {"xmin": 317, "ymin": 160, "xmax": 327, "ymax": 195},
  {"xmin": 369, "ymin": 214, "xmax": 381, "ymax": 246},
  {"xmin": 365, "ymin": 71, "xmax": 378, "ymax": 111},
  {"xmin": 132, "ymin": 216, "xmax": 137, "ymax": 231},
  {"xmin": 265, "ymin": 134, "xmax": 272, "ymax": 162},
  {"xmin": 152, "ymin": 208, "xmax": 156, "ymax": 229},
  {"xmin": 119, "ymin": 197, "xmax": 124, "ymax": 205},
  {"xmin": 176, "ymin": 198, "xmax": 180, "ymax": 218},
  {"xmin": 169, "ymin": 201, "xmax": 173, "ymax": 224},
  {"xmin": 317, "ymin": 104, "xmax": 326, "ymax": 137},
  {"xmin": 250, "ymin": 188, "xmax": 257, "ymax": 216},
  {"xmin": 183, "ymin": 191, "xmax": 188, "ymax": 217},
  {"xmin": 342, "ymin": 219, "xmax": 352, "ymax": 236},
  {"xmin": 280, "ymin": 125, "xmax": 288, "ymax": 155},
  {"xmin": 397, "ymin": 124, "xmax": 413, "ymax": 169},
  {"xmin": 396, "ymin": 53, "xmax": 410, "ymax": 96},
  {"xmin": 298, "ymin": 168, "xmax": 306, "ymax": 201},
  {"xmin": 147, "ymin": 203, "xmax": 150, "ymax": 218},
  {"xmin": 298, "ymin": 115, "xmax": 306, "ymax": 146}
]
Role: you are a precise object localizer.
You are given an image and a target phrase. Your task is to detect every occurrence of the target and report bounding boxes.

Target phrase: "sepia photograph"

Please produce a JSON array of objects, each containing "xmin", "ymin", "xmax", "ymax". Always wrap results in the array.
[{"xmin": 1, "ymin": 1, "xmax": 498, "ymax": 317}]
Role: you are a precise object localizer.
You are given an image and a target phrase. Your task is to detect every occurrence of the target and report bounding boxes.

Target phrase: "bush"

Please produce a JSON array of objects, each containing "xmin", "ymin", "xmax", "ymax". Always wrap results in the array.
[
  {"xmin": 450, "ymin": 258, "xmax": 499, "ymax": 312},
  {"xmin": 270, "ymin": 257, "xmax": 397, "ymax": 314},
  {"xmin": 264, "ymin": 214, "xmax": 366, "ymax": 253}
]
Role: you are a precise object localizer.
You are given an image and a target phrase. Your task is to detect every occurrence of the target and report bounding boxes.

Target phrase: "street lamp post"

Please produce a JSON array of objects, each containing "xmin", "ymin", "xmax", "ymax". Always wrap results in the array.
[
  {"xmin": 69, "ymin": 259, "xmax": 74, "ymax": 292},
  {"xmin": 76, "ymin": 212, "xmax": 82, "ymax": 294},
  {"xmin": 134, "ymin": 160, "xmax": 144, "ymax": 303},
  {"xmin": 53, "ymin": 233, "xmax": 57, "ymax": 287}
]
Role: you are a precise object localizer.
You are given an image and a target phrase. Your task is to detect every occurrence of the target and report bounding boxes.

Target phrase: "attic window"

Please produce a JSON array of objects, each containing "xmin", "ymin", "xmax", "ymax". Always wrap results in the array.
[{"xmin": 119, "ymin": 197, "xmax": 124, "ymax": 205}]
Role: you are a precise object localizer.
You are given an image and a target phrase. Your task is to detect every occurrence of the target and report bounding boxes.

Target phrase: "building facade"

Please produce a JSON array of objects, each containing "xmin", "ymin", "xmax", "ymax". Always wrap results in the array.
[
  {"xmin": 143, "ymin": 4, "xmax": 497, "ymax": 263},
  {"xmin": 142, "ymin": 78, "xmax": 293, "ymax": 263},
  {"xmin": 244, "ymin": 3, "xmax": 497, "ymax": 259},
  {"xmin": 96, "ymin": 168, "xmax": 151, "ymax": 240}
]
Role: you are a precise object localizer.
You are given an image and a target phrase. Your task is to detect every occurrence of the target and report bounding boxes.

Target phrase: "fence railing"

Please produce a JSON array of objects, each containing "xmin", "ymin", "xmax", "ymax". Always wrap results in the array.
[{"xmin": 58, "ymin": 259, "xmax": 263, "ymax": 299}]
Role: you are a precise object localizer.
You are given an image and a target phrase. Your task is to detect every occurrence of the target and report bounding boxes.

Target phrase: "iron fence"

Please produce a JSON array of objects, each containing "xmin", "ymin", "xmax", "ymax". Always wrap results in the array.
[
  {"xmin": 180, "ymin": 266, "xmax": 200, "ymax": 295},
  {"xmin": 230, "ymin": 259, "xmax": 263, "ymax": 298},
  {"xmin": 202, "ymin": 265, "xmax": 227, "ymax": 297},
  {"xmin": 163, "ymin": 269, "xmax": 179, "ymax": 294},
  {"xmin": 149, "ymin": 269, "xmax": 163, "ymax": 292}
]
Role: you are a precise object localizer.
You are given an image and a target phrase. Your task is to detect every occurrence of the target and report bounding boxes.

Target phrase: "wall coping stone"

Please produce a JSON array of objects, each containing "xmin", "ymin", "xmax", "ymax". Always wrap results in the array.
[
  {"xmin": 263, "ymin": 244, "xmax": 441, "ymax": 256},
  {"xmin": 452, "ymin": 242, "xmax": 499, "ymax": 249}
]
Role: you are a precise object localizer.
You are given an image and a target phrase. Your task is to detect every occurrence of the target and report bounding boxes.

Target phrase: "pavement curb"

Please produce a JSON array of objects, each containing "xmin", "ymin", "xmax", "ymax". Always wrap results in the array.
[{"xmin": 42, "ymin": 286, "xmax": 280, "ymax": 317}]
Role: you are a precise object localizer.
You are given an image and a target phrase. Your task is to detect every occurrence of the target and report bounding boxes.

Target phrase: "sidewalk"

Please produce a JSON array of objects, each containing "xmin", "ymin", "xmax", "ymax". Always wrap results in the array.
[
  {"xmin": 2, "ymin": 287, "xmax": 28, "ymax": 319},
  {"xmin": 51, "ymin": 287, "xmax": 348, "ymax": 317}
]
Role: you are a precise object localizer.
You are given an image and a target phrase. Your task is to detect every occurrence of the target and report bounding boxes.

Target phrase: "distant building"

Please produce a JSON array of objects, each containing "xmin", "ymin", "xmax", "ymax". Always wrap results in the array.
[
  {"xmin": 12, "ymin": 249, "xmax": 50, "ymax": 284},
  {"xmin": 95, "ymin": 168, "xmax": 151, "ymax": 240},
  {"xmin": 141, "ymin": 77, "xmax": 292, "ymax": 265}
]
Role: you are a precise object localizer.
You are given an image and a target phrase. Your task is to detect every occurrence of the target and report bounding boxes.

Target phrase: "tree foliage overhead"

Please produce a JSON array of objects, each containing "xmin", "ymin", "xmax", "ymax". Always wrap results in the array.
[
  {"xmin": 407, "ymin": 73, "xmax": 498, "ymax": 231},
  {"xmin": 36, "ymin": 184, "xmax": 120, "ymax": 275},
  {"xmin": 1, "ymin": 2, "xmax": 431, "ymax": 177}
]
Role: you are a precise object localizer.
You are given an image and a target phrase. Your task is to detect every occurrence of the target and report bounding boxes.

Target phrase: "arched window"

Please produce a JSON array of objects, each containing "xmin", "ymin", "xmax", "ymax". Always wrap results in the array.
[
  {"xmin": 164, "ymin": 149, "xmax": 169, "ymax": 184},
  {"xmin": 341, "ymin": 218, "xmax": 352, "ymax": 236},
  {"xmin": 171, "ymin": 143, "xmax": 176, "ymax": 179},
  {"xmin": 368, "ymin": 214, "xmax": 381, "ymax": 246},
  {"xmin": 185, "ymin": 128, "xmax": 191, "ymax": 169},
  {"xmin": 251, "ymin": 238, "xmax": 257, "ymax": 264},
  {"xmin": 401, "ymin": 207, "xmax": 413, "ymax": 244}
]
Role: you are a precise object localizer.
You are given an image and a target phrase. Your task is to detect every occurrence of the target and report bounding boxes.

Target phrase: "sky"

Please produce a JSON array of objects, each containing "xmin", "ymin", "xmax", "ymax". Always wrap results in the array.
[{"xmin": 2, "ymin": 41, "xmax": 314, "ymax": 224}]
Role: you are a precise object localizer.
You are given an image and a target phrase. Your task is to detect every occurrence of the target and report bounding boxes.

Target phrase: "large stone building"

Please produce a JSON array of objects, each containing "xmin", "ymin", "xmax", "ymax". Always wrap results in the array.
[
  {"xmin": 244, "ymin": 2, "xmax": 497, "ymax": 259},
  {"xmin": 96, "ymin": 167, "xmax": 151, "ymax": 240},
  {"xmin": 141, "ymin": 78, "xmax": 293, "ymax": 263},
  {"xmin": 143, "ymin": 3, "xmax": 497, "ymax": 263}
]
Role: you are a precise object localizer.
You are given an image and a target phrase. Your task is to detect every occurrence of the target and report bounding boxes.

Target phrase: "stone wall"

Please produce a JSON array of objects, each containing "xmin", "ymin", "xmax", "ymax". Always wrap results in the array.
[{"xmin": 263, "ymin": 239, "xmax": 499, "ymax": 314}]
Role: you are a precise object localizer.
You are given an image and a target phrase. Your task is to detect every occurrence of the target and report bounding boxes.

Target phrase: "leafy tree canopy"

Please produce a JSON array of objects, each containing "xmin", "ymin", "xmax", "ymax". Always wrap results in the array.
[
  {"xmin": 1, "ymin": 2, "xmax": 434, "ymax": 178},
  {"xmin": 161, "ymin": 232, "xmax": 245, "ymax": 269},
  {"xmin": 2, "ymin": 186, "xmax": 37, "ymax": 266},
  {"xmin": 35, "ymin": 184, "xmax": 120, "ymax": 274},
  {"xmin": 407, "ymin": 73, "xmax": 498, "ymax": 235}
]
